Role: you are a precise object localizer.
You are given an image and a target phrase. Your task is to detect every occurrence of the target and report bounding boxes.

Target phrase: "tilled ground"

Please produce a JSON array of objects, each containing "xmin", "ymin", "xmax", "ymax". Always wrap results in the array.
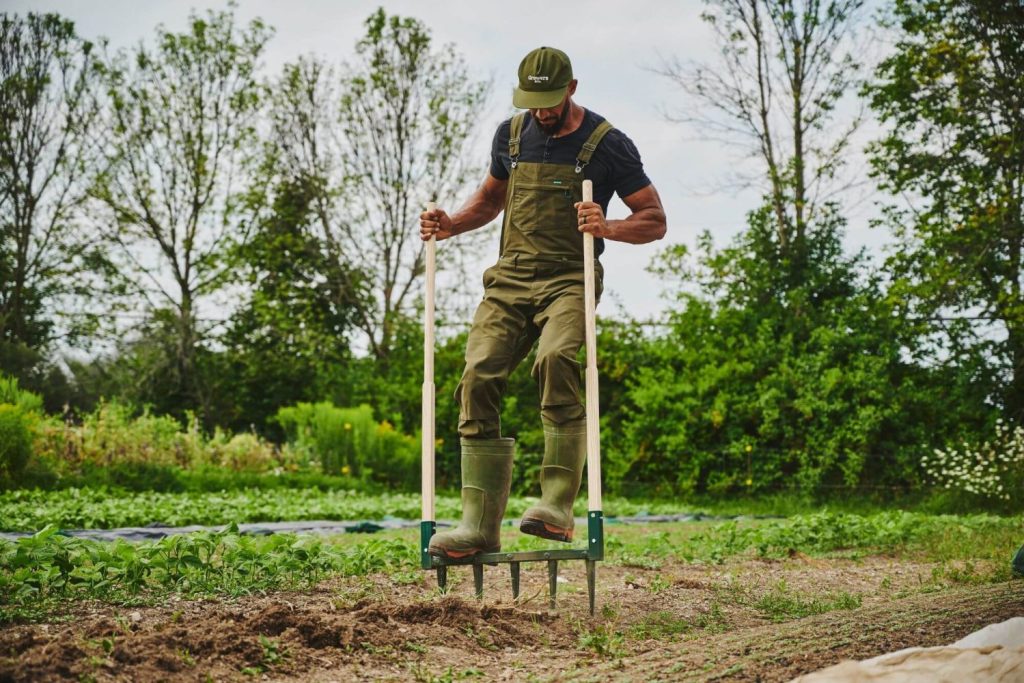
[{"xmin": 1, "ymin": 548, "xmax": 1021, "ymax": 681}]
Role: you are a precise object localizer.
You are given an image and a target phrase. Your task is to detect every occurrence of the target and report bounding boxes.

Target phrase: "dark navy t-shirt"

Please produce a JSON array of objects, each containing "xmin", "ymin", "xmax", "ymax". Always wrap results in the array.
[{"xmin": 489, "ymin": 109, "xmax": 651, "ymax": 254}]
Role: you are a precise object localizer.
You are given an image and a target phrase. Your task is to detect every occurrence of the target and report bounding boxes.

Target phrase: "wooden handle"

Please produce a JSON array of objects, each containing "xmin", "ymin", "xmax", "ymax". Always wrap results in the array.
[
  {"xmin": 422, "ymin": 201, "xmax": 437, "ymax": 522},
  {"xmin": 581, "ymin": 180, "xmax": 602, "ymax": 512}
]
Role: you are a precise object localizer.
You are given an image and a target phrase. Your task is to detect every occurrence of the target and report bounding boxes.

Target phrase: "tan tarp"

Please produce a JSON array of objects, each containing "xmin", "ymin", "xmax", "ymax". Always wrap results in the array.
[{"xmin": 793, "ymin": 617, "xmax": 1024, "ymax": 683}]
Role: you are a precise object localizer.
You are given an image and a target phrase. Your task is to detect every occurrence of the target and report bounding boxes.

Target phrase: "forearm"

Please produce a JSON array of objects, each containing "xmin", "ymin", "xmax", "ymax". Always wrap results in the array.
[
  {"xmin": 604, "ymin": 207, "xmax": 667, "ymax": 244},
  {"xmin": 449, "ymin": 183, "xmax": 505, "ymax": 237}
]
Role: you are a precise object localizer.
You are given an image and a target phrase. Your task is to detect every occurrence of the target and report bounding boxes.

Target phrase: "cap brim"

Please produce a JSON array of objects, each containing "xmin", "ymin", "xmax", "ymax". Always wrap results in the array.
[{"xmin": 512, "ymin": 85, "xmax": 567, "ymax": 110}]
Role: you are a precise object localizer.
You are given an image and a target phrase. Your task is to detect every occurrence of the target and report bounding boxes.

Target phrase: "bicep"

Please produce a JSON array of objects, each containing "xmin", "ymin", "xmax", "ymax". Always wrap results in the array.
[
  {"xmin": 621, "ymin": 184, "xmax": 663, "ymax": 215},
  {"xmin": 480, "ymin": 173, "xmax": 508, "ymax": 212}
]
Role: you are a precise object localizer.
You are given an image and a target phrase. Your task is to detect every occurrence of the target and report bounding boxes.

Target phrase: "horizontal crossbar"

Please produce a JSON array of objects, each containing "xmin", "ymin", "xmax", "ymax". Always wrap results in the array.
[{"xmin": 429, "ymin": 548, "xmax": 589, "ymax": 567}]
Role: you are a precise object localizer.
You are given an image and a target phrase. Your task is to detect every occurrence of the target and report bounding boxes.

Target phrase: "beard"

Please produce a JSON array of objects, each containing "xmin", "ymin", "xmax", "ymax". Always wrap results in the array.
[{"xmin": 533, "ymin": 101, "xmax": 570, "ymax": 136}]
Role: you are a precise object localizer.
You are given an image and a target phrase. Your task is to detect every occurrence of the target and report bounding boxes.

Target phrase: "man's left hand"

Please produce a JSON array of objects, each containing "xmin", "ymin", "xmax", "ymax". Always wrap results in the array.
[{"xmin": 574, "ymin": 201, "xmax": 608, "ymax": 238}]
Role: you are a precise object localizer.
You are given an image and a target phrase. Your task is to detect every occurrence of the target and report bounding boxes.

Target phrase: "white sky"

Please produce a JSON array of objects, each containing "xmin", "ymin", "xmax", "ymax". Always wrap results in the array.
[{"xmin": 3, "ymin": 0, "xmax": 890, "ymax": 321}]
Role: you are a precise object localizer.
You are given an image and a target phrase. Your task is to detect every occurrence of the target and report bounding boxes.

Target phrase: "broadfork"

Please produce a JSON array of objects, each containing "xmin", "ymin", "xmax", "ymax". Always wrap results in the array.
[{"xmin": 419, "ymin": 181, "xmax": 605, "ymax": 615}]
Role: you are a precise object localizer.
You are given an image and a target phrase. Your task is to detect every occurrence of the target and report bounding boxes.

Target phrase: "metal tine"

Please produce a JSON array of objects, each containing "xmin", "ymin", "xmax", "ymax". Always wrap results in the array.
[
  {"xmin": 436, "ymin": 565, "xmax": 447, "ymax": 591},
  {"xmin": 473, "ymin": 563, "xmax": 484, "ymax": 600},
  {"xmin": 548, "ymin": 560, "xmax": 559, "ymax": 609},
  {"xmin": 587, "ymin": 561, "xmax": 597, "ymax": 616},
  {"xmin": 510, "ymin": 561, "xmax": 521, "ymax": 600}
]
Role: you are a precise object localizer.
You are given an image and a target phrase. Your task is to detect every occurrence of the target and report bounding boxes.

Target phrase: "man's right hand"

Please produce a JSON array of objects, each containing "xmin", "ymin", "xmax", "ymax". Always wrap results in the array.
[{"xmin": 420, "ymin": 208, "xmax": 454, "ymax": 241}]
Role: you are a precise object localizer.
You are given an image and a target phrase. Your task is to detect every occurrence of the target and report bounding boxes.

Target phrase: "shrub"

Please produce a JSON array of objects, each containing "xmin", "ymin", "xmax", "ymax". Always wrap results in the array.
[
  {"xmin": 203, "ymin": 431, "xmax": 278, "ymax": 472},
  {"xmin": 0, "ymin": 375, "xmax": 43, "ymax": 414},
  {"xmin": 0, "ymin": 404, "xmax": 34, "ymax": 482},
  {"xmin": 31, "ymin": 401, "xmax": 283, "ymax": 478},
  {"xmin": 57, "ymin": 401, "xmax": 192, "ymax": 468},
  {"xmin": 275, "ymin": 402, "xmax": 418, "ymax": 486}
]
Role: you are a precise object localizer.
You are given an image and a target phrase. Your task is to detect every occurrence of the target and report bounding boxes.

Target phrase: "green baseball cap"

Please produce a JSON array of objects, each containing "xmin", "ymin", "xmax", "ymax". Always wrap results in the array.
[{"xmin": 513, "ymin": 47, "xmax": 573, "ymax": 110}]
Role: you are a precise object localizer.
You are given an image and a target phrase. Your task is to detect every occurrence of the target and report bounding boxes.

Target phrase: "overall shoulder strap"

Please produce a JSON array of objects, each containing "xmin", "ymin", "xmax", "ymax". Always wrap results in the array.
[
  {"xmin": 508, "ymin": 113, "xmax": 527, "ymax": 168},
  {"xmin": 575, "ymin": 120, "xmax": 614, "ymax": 173}
]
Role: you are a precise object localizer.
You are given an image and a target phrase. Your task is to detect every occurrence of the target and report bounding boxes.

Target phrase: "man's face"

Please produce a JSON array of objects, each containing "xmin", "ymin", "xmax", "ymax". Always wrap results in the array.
[{"xmin": 530, "ymin": 94, "xmax": 570, "ymax": 136}]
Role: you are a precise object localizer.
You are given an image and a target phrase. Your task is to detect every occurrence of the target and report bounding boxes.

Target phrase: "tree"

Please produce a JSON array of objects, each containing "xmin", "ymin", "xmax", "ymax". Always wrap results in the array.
[
  {"xmin": 628, "ymin": 0, "xmax": 966, "ymax": 494},
  {"xmin": 268, "ymin": 10, "xmax": 491, "ymax": 365},
  {"xmin": 213, "ymin": 174, "xmax": 361, "ymax": 434},
  {"xmin": 866, "ymin": 0, "xmax": 1024, "ymax": 420},
  {"xmin": 0, "ymin": 13, "xmax": 104, "ymax": 384},
  {"xmin": 90, "ymin": 7, "xmax": 272, "ymax": 419},
  {"xmin": 657, "ymin": 0, "xmax": 865, "ymax": 279}
]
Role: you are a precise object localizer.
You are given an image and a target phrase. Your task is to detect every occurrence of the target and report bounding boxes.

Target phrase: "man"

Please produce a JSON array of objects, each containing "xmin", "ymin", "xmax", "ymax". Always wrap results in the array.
[{"xmin": 420, "ymin": 46, "xmax": 666, "ymax": 559}]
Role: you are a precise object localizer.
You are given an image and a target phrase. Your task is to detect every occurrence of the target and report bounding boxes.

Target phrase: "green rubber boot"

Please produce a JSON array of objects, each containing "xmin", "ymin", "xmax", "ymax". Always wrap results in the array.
[
  {"xmin": 520, "ymin": 420, "xmax": 586, "ymax": 543},
  {"xmin": 428, "ymin": 438, "xmax": 514, "ymax": 560}
]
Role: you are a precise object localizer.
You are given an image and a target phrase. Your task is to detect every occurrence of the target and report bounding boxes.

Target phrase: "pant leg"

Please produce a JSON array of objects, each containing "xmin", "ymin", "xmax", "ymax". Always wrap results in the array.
[
  {"xmin": 456, "ymin": 265, "xmax": 537, "ymax": 439},
  {"xmin": 530, "ymin": 266, "xmax": 602, "ymax": 426}
]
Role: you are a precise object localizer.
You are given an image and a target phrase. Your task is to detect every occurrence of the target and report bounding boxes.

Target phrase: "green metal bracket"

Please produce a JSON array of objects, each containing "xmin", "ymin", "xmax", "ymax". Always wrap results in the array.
[
  {"xmin": 420, "ymin": 520, "xmax": 435, "ymax": 569},
  {"xmin": 587, "ymin": 511, "xmax": 604, "ymax": 561}
]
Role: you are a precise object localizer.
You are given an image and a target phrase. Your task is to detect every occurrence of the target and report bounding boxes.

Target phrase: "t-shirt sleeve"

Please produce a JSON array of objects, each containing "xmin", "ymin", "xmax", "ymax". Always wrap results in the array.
[
  {"xmin": 489, "ymin": 119, "xmax": 511, "ymax": 180},
  {"xmin": 606, "ymin": 129, "xmax": 651, "ymax": 199}
]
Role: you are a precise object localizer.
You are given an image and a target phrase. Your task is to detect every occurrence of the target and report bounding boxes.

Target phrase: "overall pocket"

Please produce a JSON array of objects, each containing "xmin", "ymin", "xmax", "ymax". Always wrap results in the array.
[{"xmin": 508, "ymin": 180, "xmax": 578, "ymax": 235}]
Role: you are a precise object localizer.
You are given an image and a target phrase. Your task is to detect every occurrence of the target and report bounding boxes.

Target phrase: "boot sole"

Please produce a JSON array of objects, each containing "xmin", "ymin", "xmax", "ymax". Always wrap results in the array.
[
  {"xmin": 520, "ymin": 518, "xmax": 573, "ymax": 543},
  {"xmin": 427, "ymin": 546, "xmax": 500, "ymax": 562}
]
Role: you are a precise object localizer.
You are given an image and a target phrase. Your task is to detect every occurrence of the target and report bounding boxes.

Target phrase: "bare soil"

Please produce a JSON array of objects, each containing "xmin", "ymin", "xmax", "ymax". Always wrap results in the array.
[{"xmin": 1, "ymin": 547, "xmax": 1021, "ymax": 681}]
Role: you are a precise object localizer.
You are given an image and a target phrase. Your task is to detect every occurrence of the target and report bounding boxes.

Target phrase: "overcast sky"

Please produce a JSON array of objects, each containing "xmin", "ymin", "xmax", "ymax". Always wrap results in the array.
[{"xmin": 3, "ymin": 0, "xmax": 888, "ymax": 320}]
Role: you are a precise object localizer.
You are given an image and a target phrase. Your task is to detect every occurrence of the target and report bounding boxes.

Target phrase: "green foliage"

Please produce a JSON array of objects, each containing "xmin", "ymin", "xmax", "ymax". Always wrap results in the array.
[
  {"xmin": 0, "ymin": 488, "xmax": 710, "ymax": 533},
  {"xmin": 0, "ymin": 404, "xmax": 34, "ymax": 482},
  {"xmin": 213, "ymin": 174, "xmax": 360, "ymax": 436},
  {"xmin": 0, "ymin": 524, "xmax": 417, "ymax": 622},
  {"xmin": 0, "ymin": 488, "xmax": 432, "ymax": 532},
  {"xmin": 0, "ymin": 13, "xmax": 105, "ymax": 383},
  {"xmin": 0, "ymin": 375, "xmax": 43, "ymax": 414},
  {"xmin": 674, "ymin": 510, "xmax": 1021, "ymax": 563},
  {"xmin": 866, "ymin": 0, "xmax": 1024, "ymax": 418},
  {"xmin": 275, "ymin": 402, "xmax": 417, "ymax": 486},
  {"xmin": 91, "ymin": 5, "xmax": 273, "ymax": 421},
  {"xmin": 615, "ymin": 206, "xmax": 953, "ymax": 495},
  {"xmin": 29, "ymin": 400, "xmax": 283, "ymax": 475}
]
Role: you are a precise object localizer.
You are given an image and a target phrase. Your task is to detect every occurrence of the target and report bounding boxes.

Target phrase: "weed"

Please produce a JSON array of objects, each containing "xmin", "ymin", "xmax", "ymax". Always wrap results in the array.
[
  {"xmin": 754, "ymin": 580, "xmax": 861, "ymax": 621},
  {"xmin": 409, "ymin": 663, "xmax": 484, "ymax": 682},
  {"xmin": 178, "ymin": 648, "xmax": 195, "ymax": 667},
  {"xmin": 629, "ymin": 610, "xmax": 691, "ymax": 640},
  {"xmin": 694, "ymin": 601, "xmax": 727, "ymax": 633},
  {"xmin": 576, "ymin": 622, "xmax": 626, "ymax": 658},
  {"xmin": 649, "ymin": 574, "xmax": 671, "ymax": 594},
  {"xmin": 259, "ymin": 635, "xmax": 288, "ymax": 667}
]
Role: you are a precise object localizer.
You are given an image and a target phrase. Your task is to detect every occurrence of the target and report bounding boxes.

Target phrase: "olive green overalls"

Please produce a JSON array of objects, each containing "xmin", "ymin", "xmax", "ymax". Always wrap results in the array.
[{"xmin": 429, "ymin": 114, "xmax": 615, "ymax": 558}]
